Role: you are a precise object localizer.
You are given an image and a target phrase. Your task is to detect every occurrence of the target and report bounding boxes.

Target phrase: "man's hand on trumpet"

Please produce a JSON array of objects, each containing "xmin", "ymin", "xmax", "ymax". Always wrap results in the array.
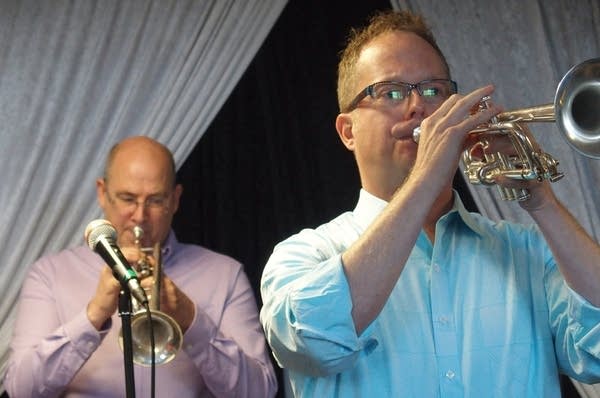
[
  {"xmin": 138, "ymin": 271, "xmax": 196, "ymax": 333},
  {"xmin": 86, "ymin": 245, "xmax": 196, "ymax": 333},
  {"xmin": 87, "ymin": 265, "xmax": 122, "ymax": 331},
  {"xmin": 126, "ymin": 245, "xmax": 196, "ymax": 333},
  {"xmin": 86, "ymin": 246, "xmax": 145, "ymax": 331}
]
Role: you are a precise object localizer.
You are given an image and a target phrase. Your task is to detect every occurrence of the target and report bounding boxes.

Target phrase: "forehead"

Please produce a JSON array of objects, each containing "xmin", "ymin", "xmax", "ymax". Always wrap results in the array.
[
  {"xmin": 107, "ymin": 149, "xmax": 171, "ymax": 192},
  {"xmin": 355, "ymin": 31, "xmax": 447, "ymax": 87}
]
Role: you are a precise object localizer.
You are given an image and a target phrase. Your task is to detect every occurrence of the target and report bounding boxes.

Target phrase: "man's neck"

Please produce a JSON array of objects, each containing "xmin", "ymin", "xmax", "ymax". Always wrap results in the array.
[{"xmin": 362, "ymin": 177, "xmax": 455, "ymax": 242}]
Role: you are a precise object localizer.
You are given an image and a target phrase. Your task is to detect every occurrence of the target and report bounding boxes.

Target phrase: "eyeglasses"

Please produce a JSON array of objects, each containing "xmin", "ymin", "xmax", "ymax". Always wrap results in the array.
[
  {"xmin": 106, "ymin": 191, "xmax": 170, "ymax": 213},
  {"xmin": 344, "ymin": 79, "xmax": 458, "ymax": 112}
]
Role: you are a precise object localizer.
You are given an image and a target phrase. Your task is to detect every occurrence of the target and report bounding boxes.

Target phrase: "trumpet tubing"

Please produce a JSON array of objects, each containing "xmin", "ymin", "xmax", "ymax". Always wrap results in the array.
[
  {"xmin": 118, "ymin": 226, "xmax": 183, "ymax": 366},
  {"xmin": 460, "ymin": 58, "xmax": 600, "ymax": 200}
]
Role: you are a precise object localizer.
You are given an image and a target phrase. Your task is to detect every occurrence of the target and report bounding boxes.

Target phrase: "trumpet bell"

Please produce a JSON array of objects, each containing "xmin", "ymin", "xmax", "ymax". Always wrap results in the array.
[
  {"xmin": 119, "ymin": 310, "xmax": 183, "ymax": 366},
  {"xmin": 555, "ymin": 57, "xmax": 600, "ymax": 158},
  {"xmin": 118, "ymin": 226, "xmax": 183, "ymax": 366}
]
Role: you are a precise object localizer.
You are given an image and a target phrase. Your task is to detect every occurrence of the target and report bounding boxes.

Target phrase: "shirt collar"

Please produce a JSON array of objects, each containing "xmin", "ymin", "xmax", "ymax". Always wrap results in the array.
[
  {"xmin": 160, "ymin": 230, "xmax": 177, "ymax": 263},
  {"xmin": 444, "ymin": 190, "xmax": 485, "ymax": 237},
  {"xmin": 353, "ymin": 189, "xmax": 389, "ymax": 231},
  {"xmin": 353, "ymin": 188, "xmax": 484, "ymax": 237}
]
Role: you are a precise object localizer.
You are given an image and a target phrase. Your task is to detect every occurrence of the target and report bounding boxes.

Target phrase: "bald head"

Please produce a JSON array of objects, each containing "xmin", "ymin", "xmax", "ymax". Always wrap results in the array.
[
  {"xmin": 104, "ymin": 136, "xmax": 177, "ymax": 189},
  {"xmin": 97, "ymin": 135, "xmax": 182, "ymax": 247}
]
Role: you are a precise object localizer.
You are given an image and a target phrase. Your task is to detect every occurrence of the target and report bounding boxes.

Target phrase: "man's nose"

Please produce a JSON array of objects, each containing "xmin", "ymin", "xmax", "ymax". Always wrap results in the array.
[
  {"xmin": 404, "ymin": 89, "xmax": 426, "ymax": 119},
  {"xmin": 131, "ymin": 202, "xmax": 147, "ymax": 223}
]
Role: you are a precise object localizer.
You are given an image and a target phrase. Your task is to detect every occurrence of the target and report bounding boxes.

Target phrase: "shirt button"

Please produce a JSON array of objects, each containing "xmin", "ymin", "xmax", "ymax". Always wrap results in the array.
[
  {"xmin": 445, "ymin": 370, "xmax": 455, "ymax": 379},
  {"xmin": 364, "ymin": 338, "xmax": 379, "ymax": 354},
  {"xmin": 432, "ymin": 264, "xmax": 440, "ymax": 272}
]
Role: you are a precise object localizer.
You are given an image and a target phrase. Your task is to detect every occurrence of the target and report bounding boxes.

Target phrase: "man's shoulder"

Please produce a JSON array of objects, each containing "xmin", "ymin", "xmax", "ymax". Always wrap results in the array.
[
  {"xmin": 466, "ymin": 210, "xmax": 542, "ymax": 240},
  {"xmin": 275, "ymin": 210, "xmax": 357, "ymax": 254},
  {"xmin": 24, "ymin": 245, "xmax": 102, "ymax": 284},
  {"xmin": 171, "ymin": 241, "xmax": 243, "ymax": 269},
  {"xmin": 32, "ymin": 244, "xmax": 96, "ymax": 266},
  {"xmin": 316, "ymin": 210, "xmax": 357, "ymax": 235}
]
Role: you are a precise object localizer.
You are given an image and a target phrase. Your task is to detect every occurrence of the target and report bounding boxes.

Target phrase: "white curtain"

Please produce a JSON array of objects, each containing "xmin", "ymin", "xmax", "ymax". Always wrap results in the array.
[
  {"xmin": 0, "ymin": 0, "xmax": 287, "ymax": 390},
  {"xmin": 391, "ymin": 0, "xmax": 600, "ymax": 396}
]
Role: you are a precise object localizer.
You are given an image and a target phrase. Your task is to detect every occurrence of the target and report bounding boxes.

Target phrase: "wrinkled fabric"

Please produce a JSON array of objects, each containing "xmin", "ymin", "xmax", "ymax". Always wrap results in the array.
[
  {"xmin": 6, "ymin": 231, "xmax": 277, "ymax": 397},
  {"xmin": 261, "ymin": 189, "xmax": 600, "ymax": 397}
]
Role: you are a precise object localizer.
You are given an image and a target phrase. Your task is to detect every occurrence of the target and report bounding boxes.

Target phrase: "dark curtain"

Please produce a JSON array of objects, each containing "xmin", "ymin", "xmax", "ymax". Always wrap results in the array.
[
  {"xmin": 172, "ymin": 2, "xmax": 386, "ymax": 396},
  {"xmin": 173, "ymin": 0, "xmax": 390, "ymax": 301},
  {"xmin": 172, "ymin": 1, "xmax": 578, "ymax": 397}
]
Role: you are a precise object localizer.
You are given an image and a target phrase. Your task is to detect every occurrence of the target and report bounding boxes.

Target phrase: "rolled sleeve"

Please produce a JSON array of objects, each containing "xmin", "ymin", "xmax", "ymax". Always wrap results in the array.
[
  {"xmin": 567, "ymin": 287, "xmax": 600, "ymax": 357},
  {"xmin": 261, "ymin": 230, "xmax": 366, "ymax": 376}
]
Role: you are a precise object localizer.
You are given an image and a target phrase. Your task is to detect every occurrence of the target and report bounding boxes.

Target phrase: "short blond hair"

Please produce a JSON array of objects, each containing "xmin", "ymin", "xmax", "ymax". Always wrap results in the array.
[{"xmin": 337, "ymin": 10, "xmax": 450, "ymax": 112}]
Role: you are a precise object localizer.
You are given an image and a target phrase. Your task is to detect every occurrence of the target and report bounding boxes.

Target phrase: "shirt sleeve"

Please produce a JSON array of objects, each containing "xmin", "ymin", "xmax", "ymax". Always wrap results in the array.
[
  {"xmin": 260, "ymin": 227, "xmax": 370, "ymax": 377},
  {"xmin": 182, "ymin": 266, "xmax": 278, "ymax": 398},
  {"xmin": 544, "ymin": 240, "xmax": 600, "ymax": 383},
  {"xmin": 4, "ymin": 258, "xmax": 106, "ymax": 397}
]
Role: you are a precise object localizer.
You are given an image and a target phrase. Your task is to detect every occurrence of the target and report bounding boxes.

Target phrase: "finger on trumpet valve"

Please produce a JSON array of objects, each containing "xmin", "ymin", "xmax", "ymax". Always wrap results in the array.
[
  {"xmin": 135, "ymin": 249, "xmax": 155, "ymax": 277},
  {"xmin": 478, "ymin": 95, "xmax": 492, "ymax": 110}
]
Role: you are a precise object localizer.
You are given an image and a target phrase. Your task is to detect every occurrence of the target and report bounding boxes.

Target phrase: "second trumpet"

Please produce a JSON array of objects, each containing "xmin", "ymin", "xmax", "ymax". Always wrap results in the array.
[{"xmin": 118, "ymin": 226, "xmax": 183, "ymax": 366}]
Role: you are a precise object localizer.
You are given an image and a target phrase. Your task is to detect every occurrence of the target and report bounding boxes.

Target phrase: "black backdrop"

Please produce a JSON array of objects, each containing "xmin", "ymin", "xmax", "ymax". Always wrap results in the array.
[
  {"xmin": 173, "ymin": 1, "xmax": 576, "ymax": 397},
  {"xmin": 172, "ymin": 2, "xmax": 388, "ymax": 396},
  {"xmin": 173, "ymin": 0, "xmax": 390, "ymax": 297}
]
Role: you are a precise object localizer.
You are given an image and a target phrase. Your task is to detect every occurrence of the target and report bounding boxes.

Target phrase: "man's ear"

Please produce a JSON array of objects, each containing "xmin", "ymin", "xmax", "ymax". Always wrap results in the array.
[
  {"xmin": 96, "ymin": 178, "xmax": 107, "ymax": 209},
  {"xmin": 335, "ymin": 113, "xmax": 355, "ymax": 151},
  {"xmin": 172, "ymin": 184, "xmax": 183, "ymax": 214}
]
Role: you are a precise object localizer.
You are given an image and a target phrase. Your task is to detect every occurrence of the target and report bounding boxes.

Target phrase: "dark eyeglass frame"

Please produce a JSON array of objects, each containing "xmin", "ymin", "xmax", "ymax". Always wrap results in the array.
[{"xmin": 343, "ymin": 78, "xmax": 458, "ymax": 112}]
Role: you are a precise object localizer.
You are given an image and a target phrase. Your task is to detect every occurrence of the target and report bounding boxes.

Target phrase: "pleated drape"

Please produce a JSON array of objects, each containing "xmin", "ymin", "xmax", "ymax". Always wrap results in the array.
[{"xmin": 0, "ymin": 0, "xmax": 287, "ymax": 388}]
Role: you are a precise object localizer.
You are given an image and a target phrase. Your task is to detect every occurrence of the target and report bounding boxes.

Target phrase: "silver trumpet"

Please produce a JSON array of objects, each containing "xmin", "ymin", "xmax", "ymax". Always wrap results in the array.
[
  {"xmin": 118, "ymin": 226, "xmax": 183, "ymax": 366},
  {"xmin": 416, "ymin": 58, "xmax": 600, "ymax": 201}
]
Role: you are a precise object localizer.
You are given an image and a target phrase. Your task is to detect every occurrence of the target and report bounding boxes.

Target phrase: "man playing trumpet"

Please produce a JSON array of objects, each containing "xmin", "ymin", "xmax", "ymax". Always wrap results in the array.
[
  {"xmin": 5, "ymin": 136, "xmax": 277, "ymax": 397},
  {"xmin": 260, "ymin": 9, "xmax": 600, "ymax": 397}
]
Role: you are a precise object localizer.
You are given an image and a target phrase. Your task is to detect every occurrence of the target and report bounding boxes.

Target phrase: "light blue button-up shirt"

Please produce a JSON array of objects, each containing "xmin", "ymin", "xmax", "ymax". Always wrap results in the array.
[{"xmin": 260, "ymin": 189, "xmax": 600, "ymax": 397}]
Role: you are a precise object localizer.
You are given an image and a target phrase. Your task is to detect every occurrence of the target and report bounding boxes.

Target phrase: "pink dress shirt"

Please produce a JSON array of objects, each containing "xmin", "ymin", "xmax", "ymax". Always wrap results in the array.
[{"xmin": 4, "ymin": 231, "xmax": 277, "ymax": 397}]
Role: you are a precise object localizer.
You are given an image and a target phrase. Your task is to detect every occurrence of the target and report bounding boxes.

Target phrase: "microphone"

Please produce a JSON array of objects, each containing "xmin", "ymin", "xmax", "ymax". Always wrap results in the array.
[{"xmin": 85, "ymin": 219, "xmax": 148, "ymax": 304}]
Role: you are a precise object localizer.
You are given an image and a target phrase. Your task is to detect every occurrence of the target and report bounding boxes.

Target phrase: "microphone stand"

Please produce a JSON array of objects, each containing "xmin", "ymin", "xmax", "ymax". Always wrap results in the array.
[{"xmin": 119, "ymin": 288, "xmax": 136, "ymax": 398}]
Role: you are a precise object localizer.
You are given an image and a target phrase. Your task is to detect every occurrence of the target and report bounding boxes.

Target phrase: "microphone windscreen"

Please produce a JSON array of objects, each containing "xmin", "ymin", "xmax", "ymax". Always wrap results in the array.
[{"xmin": 84, "ymin": 219, "xmax": 117, "ymax": 249}]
